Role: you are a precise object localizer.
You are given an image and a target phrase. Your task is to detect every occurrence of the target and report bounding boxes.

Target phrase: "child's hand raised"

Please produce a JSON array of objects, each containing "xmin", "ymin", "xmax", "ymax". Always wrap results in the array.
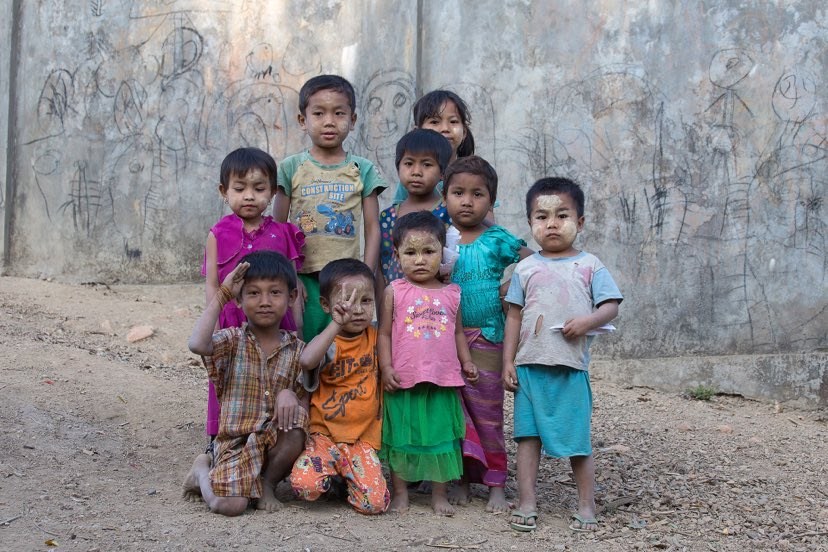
[
  {"xmin": 461, "ymin": 361, "xmax": 479, "ymax": 384},
  {"xmin": 220, "ymin": 261, "xmax": 249, "ymax": 300},
  {"xmin": 330, "ymin": 285, "xmax": 358, "ymax": 327}
]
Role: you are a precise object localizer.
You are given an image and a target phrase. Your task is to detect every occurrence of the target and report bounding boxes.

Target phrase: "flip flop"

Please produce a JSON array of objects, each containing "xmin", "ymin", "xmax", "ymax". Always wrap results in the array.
[
  {"xmin": 509, "ymin": 510, "xmax": 538, "ymax": 532},
  {"xmin": 569, "ymin": 513, "xmax": 599, "ymax": 532}
]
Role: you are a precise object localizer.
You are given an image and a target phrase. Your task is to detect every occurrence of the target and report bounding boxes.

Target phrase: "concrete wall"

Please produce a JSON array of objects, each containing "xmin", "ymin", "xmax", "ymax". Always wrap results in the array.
[{"xmin": 2, "ymin": 1, "xmax": 826, "ymax": 403}]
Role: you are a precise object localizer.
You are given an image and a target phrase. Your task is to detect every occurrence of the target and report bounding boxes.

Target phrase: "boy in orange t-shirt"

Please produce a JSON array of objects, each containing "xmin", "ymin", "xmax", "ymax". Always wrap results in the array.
[{"xmin": 289, "ymin": 259, "xmax": 389, "ymax": 514}]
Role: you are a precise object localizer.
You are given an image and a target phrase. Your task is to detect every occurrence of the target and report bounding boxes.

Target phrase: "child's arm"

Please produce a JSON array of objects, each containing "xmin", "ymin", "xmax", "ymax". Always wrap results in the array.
[
  {"xmin": 561, "ymin": 300, "xmax": 620, "ymax": 339},
  {"xmin": 362, "ymin": 192, "xmax": 381, "ymax": 273},
  {"xmin": 454, "ymin": 304, "xmax": 479, "ymax": 383},
  {"xmin": 502, "ymin": 303, "xmax": 522, "ymax": 392},
  {"xmin": 377, "ymin": 285, "xmax": 401, "ymax": 391},
  {"xmin": 189, "ymin": 262, "xmax": 249, "ymax": 356},
  {"xmin": 204, "ymin": 232, "xmax": 220, "ymax": 308},
  {"xmin": 299, "ymin": 286, "xmax": 357, "ymax": 371},
  {"xmin": 273, "ymin": 188, "xmax": 291, "ymax": 222}
]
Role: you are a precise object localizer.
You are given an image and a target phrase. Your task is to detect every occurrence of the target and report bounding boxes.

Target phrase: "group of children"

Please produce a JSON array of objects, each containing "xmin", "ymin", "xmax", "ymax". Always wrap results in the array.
[{"xmin": 181, "ymin": 75, "xmax": 623, "ymax": 533}]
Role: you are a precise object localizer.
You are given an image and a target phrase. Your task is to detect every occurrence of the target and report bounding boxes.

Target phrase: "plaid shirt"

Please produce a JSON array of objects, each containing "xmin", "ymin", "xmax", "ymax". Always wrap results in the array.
[{"xmin": 203, "ymin": 325, "xmax": 307, "ymax": 497}]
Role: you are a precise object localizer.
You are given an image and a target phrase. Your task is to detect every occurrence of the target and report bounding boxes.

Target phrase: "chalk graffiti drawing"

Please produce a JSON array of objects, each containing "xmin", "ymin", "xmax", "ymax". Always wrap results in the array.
[
  {"xmin": 59, "ymin": 161, "xmax": 102, "ymax": 238},
  {"xmin": 703, "ymin": 49, "xmax": 757, "ymax": 336},
  {"xmin": 31, "ymin": 150, "xmax": 63, "ymax": 221},
  {"xmin": 246, "ymin": 43, "xmax": 276, "ymax": 81},
  {"xmin": 745, "ymin": 69, "xmax": 827, "ymax": 349},
  {"xmin": 90, "ymin": 0, "xmax": 103, "ymax": 17},
  {"xmin": 357, "ymin": 69, "xmax": 416, "ymax": 182},
  {"xmin": 282, "ymin": 36, "xmax": 322, "ymax": 77},
  {"xmin": 33, "ymin": 69, "xmax": 76, "ymax": 144},
  {"xmin": 129, "ymin": 0, "xmax": 230, "ymax": 19}
]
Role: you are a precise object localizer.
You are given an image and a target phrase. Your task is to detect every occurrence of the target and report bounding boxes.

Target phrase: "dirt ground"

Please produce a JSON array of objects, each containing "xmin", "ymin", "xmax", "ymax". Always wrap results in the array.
[{"xmin": 0, "ymin": 276, "xmax": 826, "ymax": 552}]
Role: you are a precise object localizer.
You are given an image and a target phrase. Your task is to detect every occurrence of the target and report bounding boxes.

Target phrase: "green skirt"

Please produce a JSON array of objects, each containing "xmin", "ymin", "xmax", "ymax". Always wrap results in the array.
[{"xmin": 381, "ymin": 383, "xmax": 465, "ymax": 483}]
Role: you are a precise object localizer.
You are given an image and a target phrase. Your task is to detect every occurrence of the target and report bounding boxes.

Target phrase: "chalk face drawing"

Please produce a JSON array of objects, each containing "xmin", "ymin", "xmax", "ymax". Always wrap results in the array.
[{"xmin": 357, "ymin": 69, "xmax": 416, "ymax": 183}]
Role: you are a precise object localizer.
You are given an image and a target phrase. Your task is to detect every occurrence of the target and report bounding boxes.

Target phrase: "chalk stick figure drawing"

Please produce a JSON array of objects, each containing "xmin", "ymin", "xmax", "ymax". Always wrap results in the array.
[
  {"xmin": 745, "ymin": 69, "xmax": 827, "ymax": 349},
  {"xmin": 705, "ymin": 48, "xmax": 756, "ymax": 334}
]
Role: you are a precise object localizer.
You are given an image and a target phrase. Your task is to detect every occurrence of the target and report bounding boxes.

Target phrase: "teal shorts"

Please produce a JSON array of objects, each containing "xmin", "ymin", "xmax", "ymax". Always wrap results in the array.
[{"xmin": 513, "ymin": 364, "xmax": 592, "ymax": 458}]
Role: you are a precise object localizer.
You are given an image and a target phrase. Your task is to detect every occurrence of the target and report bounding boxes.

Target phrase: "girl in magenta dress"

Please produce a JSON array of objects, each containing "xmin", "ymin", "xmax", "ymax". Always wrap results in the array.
[{"xmin": 202, "ymin": 148, "xmax": 305, "ymax": 439}]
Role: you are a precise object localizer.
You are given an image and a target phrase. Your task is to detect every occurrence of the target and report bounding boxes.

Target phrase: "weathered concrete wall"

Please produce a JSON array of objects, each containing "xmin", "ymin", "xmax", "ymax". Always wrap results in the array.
[
  {"xmin": 0, "ymin": 0, "xmax": 14, "ymax": 262},
  {"xmin": 2, "ymin": 1, "xmax": 826, "ymax": 403}
]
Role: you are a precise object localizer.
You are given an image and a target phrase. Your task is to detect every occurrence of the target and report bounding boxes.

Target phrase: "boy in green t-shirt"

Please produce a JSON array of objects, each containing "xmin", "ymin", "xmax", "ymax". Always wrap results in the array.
[{"xmin": 274, "ymin": 74, "xmax": 387, "ymax": 341}]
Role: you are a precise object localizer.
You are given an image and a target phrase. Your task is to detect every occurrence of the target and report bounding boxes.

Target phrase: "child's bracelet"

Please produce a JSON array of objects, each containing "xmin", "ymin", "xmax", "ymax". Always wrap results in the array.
[{"xmin": 217, "ymin": 285, "xmax": 234, "ymax": 306}]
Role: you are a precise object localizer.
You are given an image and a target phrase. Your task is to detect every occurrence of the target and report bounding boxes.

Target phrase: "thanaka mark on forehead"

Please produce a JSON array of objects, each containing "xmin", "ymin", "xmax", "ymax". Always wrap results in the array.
[{"xmin": 534, "ymin": 194, "xmax": 564, "ymax": 212}]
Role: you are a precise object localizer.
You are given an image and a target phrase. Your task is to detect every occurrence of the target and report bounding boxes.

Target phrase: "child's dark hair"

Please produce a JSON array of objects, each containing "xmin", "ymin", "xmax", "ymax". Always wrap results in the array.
[
  {"xmin": 299, "ymin": 74, "xmax": 356, "ymax": 115},
  {"xmin": 395, "ymin": 129, "xmax": 453, "ymax": 172},
  {"xmin": 392, "ymin": 211, "xmax": 446, "ymax": 249},
  {"xmin": 413, "ymin": 90, "xmax": 475, "ymax": 157},
  {"xmin": 319, "ymin": 258, "xmax": 374, "ymax": 300},
  {"xmin": 442, "ymin": 155, "xmax": 498, "ymax": 203},
  {"xmin": 220, "ymin": 148, "xmax": 278, "ymax": 191},
  {"xmin": 239, "ymin": 250, "xmax": 297, "ymax": 291},
  {"xmin": 525, "ymin": 177, "xmax": 586, "ymax": 218}
]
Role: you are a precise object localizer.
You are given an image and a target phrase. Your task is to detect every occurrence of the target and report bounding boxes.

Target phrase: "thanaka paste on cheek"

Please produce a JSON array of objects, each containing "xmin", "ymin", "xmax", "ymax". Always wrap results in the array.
[{"xmin": 399, "ymin": 231, "xmax": 442, "ymax": 277}]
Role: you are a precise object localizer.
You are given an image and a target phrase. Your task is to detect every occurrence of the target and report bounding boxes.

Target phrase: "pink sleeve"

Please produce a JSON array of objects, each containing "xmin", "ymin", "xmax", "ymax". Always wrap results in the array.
[{"xmin": 280, "ymin": 222, "xmax": 306, "ymax": 271}]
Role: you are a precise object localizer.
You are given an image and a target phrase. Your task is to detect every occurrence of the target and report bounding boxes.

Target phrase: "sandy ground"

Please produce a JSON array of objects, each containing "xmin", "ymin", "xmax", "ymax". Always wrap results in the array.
[{"xmin": 0, "ymin": 276, "xmax": 826, "ymax": 552}]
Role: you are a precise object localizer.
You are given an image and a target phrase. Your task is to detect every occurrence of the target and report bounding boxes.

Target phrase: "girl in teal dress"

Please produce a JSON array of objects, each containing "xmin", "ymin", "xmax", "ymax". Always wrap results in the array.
[{"xmin": 442, "ymin": 156, "xmax": 531, "ymax": 512}]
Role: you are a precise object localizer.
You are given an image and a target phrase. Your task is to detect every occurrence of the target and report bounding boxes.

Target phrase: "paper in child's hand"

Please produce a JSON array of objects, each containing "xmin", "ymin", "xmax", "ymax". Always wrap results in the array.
[{"xmin": 550, "ymin": 324, "xmax": 616, "ymax": 336}]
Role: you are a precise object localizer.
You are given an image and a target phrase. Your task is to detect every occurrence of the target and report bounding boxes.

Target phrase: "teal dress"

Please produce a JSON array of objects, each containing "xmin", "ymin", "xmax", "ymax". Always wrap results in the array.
[{"xmin": 451, "ymin": 225, "xmax": 526, "ymax": 343}]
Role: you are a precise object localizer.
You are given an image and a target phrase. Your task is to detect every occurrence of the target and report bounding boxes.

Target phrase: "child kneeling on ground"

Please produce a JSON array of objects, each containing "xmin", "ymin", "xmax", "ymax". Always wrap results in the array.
[
  {"xmin": 290, "ymin": 258, "xmax": 389, "ymax": 514},
  {"xmin": 183, "ymin": 251, "xmax": 308, "ymax": 516}
]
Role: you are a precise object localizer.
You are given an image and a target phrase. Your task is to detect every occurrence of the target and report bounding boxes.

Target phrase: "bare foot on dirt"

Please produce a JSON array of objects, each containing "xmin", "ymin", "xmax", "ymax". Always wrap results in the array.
[
  {"xmin": 485, "ymin": 486, "xmax": 511, "ymax": 513},
  {"xmin": 255, "ymin": 482, "xmax": 283, "ymax": 512},
  {"xmin": 182, "ymin": 453, "xmax": 210, "ymax": 502},
  {"xmin": 389, "ymin": 491, "xmax": 409, "ymax": 513},
  {"xmin": 431, "ymin": 483, "xmax": 455, "ymax": 516},
  {"xmin": 448, "ymin": 481, "xmax": 470, "ymax": 505}
]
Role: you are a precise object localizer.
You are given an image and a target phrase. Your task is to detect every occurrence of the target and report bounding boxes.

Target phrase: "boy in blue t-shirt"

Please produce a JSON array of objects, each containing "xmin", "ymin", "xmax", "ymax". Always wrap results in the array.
[
  {"xmin": 503, "ymin": 177, "xmax": 622, "ymax": 533},
  {"xmin": 274, "ymin": 75, "xmax": 387, "ymax": 341}
]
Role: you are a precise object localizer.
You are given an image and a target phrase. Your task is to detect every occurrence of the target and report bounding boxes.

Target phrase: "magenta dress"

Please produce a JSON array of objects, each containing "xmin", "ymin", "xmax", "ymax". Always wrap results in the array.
[{"xmin": 202, "ymin": 214, "xmax": 305, "ymax": 436}]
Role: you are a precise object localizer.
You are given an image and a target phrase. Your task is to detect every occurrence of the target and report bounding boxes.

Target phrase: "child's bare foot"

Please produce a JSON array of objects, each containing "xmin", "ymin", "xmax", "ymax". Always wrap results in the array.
[
  {"xmin": 448, "ymin": 481, "xmax": 470, "ymax": 505},
  {"xmin": 431, "ymin": 482, "xmax": 455, "ymax": 516},
  {"xmin": 182, "ymin": 453, "xmax": 210, "ymax": 502},
  {"xmin": 388, "ymin": 491, "xmax": 409, "ymax": 513},
  {"xmin": 485, "ymin": 486, "xmax": 511, "ymax": 513},
  {"xmin": 255, "ymin": 482, "xmax": 283, "ymax": 512}
]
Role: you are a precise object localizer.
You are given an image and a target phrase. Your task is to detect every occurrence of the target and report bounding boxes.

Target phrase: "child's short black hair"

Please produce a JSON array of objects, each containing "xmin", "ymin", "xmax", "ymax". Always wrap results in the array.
[
  {"xmin": 319, "ymin": 258, "xmax": 375, "ymax": 300},
  {"xmin": 299, "ymin": 74, "xmax": 356, "ymax": 115},
  {"xmin": 525, "ymin": 177, "xmax": 586, "ymax": 218},
  {"xmin": 413, "ymin": 90, "xmax": 475, "ymax": 157},
  {"xmin": 220, "ymin": 147, "xmax": 278, "ymax": 191},
  {"xmin": 392, "ymin": 211, "xmax": 446, "ymax": 249},
  {"xmin": 395, "ymin": 129, "xmax": 453, "ymax": 173},
  {"xmin": 239, "ymin": 250, "xmax": 297, "ymax": 292},
  {"xmin": 442, "ymin": 155, "xmax": 498, "ymax": 203}
]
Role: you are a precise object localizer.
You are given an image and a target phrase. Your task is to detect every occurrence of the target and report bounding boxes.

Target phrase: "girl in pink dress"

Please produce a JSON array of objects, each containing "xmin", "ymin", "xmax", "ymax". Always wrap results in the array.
[
  {"xmin": 202, "ymin": 148, "xmax": 305, "ymax": 440},
  {"xmin": 378, "ymin": 211, "xmax": 478, "ymax": 516}
]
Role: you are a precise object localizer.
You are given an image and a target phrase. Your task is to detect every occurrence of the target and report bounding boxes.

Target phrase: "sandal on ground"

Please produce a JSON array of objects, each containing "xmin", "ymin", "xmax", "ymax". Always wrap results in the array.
[
  {"xmin": 569, "ymin": 513, "xmax": 599, "ymax": 532},
  {"xmin": 509, "ymin": 510, "xmax": 538, "ymax": 532}
]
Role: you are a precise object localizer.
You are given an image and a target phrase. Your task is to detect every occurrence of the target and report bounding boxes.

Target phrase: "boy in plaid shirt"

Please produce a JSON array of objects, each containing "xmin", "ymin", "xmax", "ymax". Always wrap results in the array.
[{"xmin": 183, "ymin": 251, "xmax": 308, "ymax": 516}]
